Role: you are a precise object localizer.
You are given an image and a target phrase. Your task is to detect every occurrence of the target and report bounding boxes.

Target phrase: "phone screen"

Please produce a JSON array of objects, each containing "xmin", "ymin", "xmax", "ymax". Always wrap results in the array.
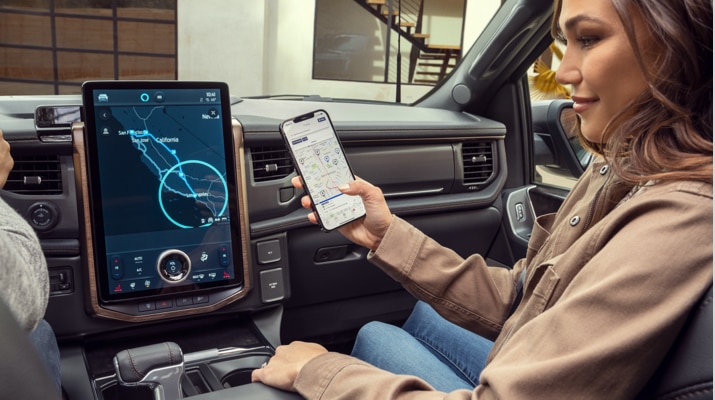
[{"xmin": 280, "ymin": 110, "xmax": 366, "ymax": 231}]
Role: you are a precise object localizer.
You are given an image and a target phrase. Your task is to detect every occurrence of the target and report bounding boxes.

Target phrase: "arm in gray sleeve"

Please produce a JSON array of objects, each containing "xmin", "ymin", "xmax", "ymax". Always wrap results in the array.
[{"xmin": 0, "ymin": 198, "xmax": 49, "ymax": 332}]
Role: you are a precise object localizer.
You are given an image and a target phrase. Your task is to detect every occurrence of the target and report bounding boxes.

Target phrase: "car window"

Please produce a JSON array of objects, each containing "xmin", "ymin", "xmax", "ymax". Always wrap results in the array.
[
  {"xmin": 314, "ymin": 0, "xmax": 464, "ymax": 86},
  {"xmin": 0, "ymin": 0, "xmax": 585, "ymax": 190},
  {"xmin": 0, "ymin": 0, "xmax": 177, "ymax": 95},
  {"xmin": 0, "ymin": 0, "xmax": 501, "ymax": 103}
]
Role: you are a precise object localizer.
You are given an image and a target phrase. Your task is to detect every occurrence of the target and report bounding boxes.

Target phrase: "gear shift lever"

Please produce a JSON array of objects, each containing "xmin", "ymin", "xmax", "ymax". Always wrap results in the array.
[{"xmin": 113, "ymin": 341, "xmax": 184, "ymax": 400}]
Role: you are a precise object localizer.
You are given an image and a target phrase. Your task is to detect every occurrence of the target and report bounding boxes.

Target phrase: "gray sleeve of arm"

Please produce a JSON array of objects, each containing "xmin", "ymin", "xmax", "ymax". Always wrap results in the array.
[{"xmin": 0, "ymin": 198, "xmax": 49, "ymax": 332}]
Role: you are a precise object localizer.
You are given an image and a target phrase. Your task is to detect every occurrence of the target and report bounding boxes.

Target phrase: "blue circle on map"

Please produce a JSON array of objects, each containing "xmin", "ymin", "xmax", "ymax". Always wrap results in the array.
[{"xmin": 157, "ymin": 160, "xmax": 228, "ymax": 229}]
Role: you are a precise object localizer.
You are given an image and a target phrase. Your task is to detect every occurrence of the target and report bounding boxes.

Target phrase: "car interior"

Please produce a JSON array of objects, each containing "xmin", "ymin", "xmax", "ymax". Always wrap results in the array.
[{"xmin": 0, "ymin": 0, "xmax": 711, "ymax": 399}]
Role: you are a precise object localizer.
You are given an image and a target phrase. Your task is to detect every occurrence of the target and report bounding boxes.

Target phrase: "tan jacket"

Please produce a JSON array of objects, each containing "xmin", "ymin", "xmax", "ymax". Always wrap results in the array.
[{"xmin": 294, "ymin": 160, "xmax": 713, "ymax": 399}]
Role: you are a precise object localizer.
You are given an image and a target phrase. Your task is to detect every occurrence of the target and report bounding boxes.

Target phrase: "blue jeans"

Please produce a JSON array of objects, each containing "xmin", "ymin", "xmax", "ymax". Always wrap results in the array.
[
  {"xmin": 351, "ymin": 301, "xmax": 493, "ymax": 392},
  {"xmin": 29, "ymin": 319, "xmax": 62, "ymax": 395}
]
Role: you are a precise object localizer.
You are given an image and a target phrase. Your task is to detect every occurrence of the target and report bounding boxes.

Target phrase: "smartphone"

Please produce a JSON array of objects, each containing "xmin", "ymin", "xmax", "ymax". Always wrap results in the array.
[{"xmin": 279, "ymin": 109, "xmax": 366, "ymax": 231}]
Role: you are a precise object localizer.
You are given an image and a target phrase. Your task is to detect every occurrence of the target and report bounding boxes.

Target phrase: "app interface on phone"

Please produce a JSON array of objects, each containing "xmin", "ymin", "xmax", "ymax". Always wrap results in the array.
[{"xmin": 282, "ymin": 111, "xmax": 365, "ymax": 230}]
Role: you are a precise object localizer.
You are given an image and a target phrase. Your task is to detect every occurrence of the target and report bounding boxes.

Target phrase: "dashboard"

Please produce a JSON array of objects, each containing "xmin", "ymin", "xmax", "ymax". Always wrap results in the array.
[
  {"xmin": 0, "ymin": 89, "xmax": 507, "ymax": 399},
  {"xmin": 0, "ymin": 91, "xmax": 505, "ymax": 333}
]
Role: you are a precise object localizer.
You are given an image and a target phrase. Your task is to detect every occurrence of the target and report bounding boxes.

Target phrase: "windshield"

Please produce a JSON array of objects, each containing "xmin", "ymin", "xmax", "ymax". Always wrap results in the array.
[{"xmin": 0, "ymin": 0, "xmax": 505, "ymax": 103}]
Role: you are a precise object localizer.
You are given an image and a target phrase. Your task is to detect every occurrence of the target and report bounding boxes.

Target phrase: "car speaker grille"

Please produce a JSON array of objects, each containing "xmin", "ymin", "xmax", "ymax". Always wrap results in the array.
[
  {"xmin": 251, "ymin": 146, "xmax": 294, "ymax": 182},
  {"xmin": 5, "ymin": 155, "xmax": 63, "ymax": 195},
  {"xmin": 462, "ymin": 141, "xmax": 494, "ymax": 185}
]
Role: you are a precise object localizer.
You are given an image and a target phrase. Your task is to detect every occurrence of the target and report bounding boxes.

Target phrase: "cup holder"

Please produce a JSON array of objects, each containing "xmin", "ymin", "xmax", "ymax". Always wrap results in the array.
[
  {"xmin": 210, "ymin": 353, "xmax": 271, "ymax": 389},
  {"xmin": 99, "ymin": 382, "xmax": 154, "ymax": 400},
  {"xmin": 220, "ymin": 369, "xmax": 254, "ymax": 388}
]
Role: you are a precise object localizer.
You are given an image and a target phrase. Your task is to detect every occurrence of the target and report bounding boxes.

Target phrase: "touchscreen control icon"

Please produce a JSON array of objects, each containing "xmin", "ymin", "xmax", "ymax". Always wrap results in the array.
[
  {"xmin": 157, "ymin": 249, "xmax": 191, "ymax": 283},
  {"xmin": 140, "ymin": 93, "xmax": 150, "ymax": 102},
  {"xmin": 202, "ymin": 107, "xmax": 220, "ymax": 119},
  {"xmin": 219, "ymin": 246, "xmax": 230, "ymax": 267},
  {"xmin": 110, "ymin": 256, "xmax": 123, "ymax": 279}
]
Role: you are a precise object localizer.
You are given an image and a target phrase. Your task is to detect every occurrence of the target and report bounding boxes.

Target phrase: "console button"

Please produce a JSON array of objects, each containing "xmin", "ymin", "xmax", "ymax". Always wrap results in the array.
[
  {"xmin": 259, "ymin": 267, "xmax": 285, "ymax": 302},
  {"xmin": 156, "ymin": 299, "xmax": 173, "ymax": 310},
  {"xmin": 193, "ymin": 294, "xmax": 209, "ymax": 304},
  {"xmin": 27, "ymin": 202, "xmax": 59, "ymax": 232},
  {"xmin": 175, "ymin": 297, "xmax": 193, "ymax": 307},
  {"xmin": 256, "ymin": 240, "xmax": 281, "ymax": 264},
  {"xmin": 49, "ymin": 267, "xmax": 73, "ymax": 295},
  {"xmin": 138, "ymin": 302, "xmax": 156, "ymax": 312}
]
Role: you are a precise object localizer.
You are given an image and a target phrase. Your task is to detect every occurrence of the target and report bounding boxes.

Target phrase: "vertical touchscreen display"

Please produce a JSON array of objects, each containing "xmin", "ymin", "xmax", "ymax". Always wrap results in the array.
[
  {"xmin": 280, "ymin": 109, "xmax": 365, "ymax": 231},
  {"xmin": 81, "ymin": 82, "xmax": 243, "ymax": 302}
]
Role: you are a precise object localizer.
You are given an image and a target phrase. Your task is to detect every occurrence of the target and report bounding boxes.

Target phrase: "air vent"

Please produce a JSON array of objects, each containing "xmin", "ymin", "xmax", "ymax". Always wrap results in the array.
[
  {"xmin": 251, "ymin": 146, "xmax": 294, "ymax": 182},
  {"xmin": 462, "ymin": 141, "xmax": 494, "ymax": 185},
  {"xmin": 5, "ymin": 155, "xmax": 63, "ymax": 195}
]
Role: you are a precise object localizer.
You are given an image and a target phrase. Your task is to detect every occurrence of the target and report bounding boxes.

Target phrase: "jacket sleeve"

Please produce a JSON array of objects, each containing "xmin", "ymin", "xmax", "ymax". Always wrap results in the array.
[
  {"xmin": 295, "ymin": 352, "xmax": 478, "ymax": 400},
  {"xmin": 368, "ymin": 216, "xmax": 524, "ymax": 340},
  {"xmin": 0, "ymin": 198, "xmax": 49, "ymax": 332}
]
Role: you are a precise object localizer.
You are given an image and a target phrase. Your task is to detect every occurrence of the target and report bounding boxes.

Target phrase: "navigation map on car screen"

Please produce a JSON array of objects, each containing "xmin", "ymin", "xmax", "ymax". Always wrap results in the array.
[{"xmin": 81, "ymin": 82, "xmax": 243, "ymax": 302}]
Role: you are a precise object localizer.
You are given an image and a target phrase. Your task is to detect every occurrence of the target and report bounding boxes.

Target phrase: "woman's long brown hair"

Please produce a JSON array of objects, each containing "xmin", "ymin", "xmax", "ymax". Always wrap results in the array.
[{"xmin": 552, "ymin": 0, "xmax": 713, "ymax": 185}]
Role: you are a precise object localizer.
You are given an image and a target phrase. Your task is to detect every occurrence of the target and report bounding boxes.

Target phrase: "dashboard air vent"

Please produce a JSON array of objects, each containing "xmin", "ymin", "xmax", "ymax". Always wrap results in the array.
[
  {"xmin": 251, "ymin": 146, "xmax": 294, "ymax": 182},
  {"xmin": 462, "ymin": 141, "xmax": 494, "ymax": 185},
  {"xmin": 5, "ymin": 155, "xmax": 62, "ymax": 195}
]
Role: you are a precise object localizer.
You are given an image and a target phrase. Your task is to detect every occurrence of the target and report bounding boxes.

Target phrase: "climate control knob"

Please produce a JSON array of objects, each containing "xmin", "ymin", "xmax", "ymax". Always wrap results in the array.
[{"xmin": 157, "ymin": 249, "xmax": 191, "ymax": 283}]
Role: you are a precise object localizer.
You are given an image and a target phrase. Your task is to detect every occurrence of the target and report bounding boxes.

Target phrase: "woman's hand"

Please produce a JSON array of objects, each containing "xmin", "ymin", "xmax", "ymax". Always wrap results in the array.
[
  {"xmin": 0, "ymin": 129, "xmax": 14, "ymax": 189},
  {"xmin": 291, "ymin": 176, "xmax": 393, "ymax": 251},
  {"xmin": 251, "ymin": 341, "xmax": 328, "ymax": 392}
]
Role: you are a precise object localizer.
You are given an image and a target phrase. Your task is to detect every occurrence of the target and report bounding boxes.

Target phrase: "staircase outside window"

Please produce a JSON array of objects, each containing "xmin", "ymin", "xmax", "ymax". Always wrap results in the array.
[{"xmin": 314, "ymin": 0, "xmax": 465, "ymax": 87}]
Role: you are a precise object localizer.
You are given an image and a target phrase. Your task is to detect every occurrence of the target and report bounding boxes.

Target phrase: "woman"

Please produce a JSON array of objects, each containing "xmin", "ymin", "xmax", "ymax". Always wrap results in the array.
[{"xmin": 252, "ymin": 0, "xmax": 713, "ymax": 397}]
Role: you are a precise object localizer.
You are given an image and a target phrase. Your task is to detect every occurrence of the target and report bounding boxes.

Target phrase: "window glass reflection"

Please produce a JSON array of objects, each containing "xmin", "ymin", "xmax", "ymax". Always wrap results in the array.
[
  {"xmin": 0, "ymin": 0, "xmax": 176, "ymax": 95},
  {"xmin": 0, "ymin": 13, "xmax": 51, "ymax": 46}
]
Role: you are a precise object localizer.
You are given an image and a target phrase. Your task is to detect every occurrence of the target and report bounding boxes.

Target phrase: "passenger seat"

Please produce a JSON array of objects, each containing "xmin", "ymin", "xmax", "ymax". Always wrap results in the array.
[{"xmin": 636, "ymin": 284, "xmax": 713, "ymax": 399}]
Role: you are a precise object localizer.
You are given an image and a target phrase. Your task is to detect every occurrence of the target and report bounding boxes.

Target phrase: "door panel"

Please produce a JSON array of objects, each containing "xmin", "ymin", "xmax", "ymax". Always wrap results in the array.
[
  {"xmin": 280, "ymin": 207, "xmax": 504, "ymax": 345},
  {"xmin": 284, "ymin": 207, "xmax": 503, "ymax": 308}
]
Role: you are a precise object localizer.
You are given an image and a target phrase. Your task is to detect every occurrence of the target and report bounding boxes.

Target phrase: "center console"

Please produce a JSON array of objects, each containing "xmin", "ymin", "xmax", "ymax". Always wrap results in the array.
[
  {"xmin": 55, "ymin": 81, "xmax": 292, "ymax": 399},
  {"xmin": 88, "ymin": 317, "xmax": 275, "ymax": 399},
  {"xmin": 1, "ymin": 83, "xmax": 298, "ymax": 399},
  {"xmin": 58, "ymin": 306, "xmax": 298, "ymax": 400}
]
